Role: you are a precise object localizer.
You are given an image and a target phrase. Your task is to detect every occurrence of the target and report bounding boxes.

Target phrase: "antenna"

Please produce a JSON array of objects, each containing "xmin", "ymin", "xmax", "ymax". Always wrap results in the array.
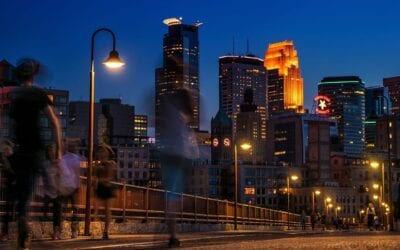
[
  {"xmin": 246, "ymin": 38, "xmax": 250, "ymax": 54},
  {"xmin": 232, "ymin": 36, "xmax": 235, "ymax": 55}
]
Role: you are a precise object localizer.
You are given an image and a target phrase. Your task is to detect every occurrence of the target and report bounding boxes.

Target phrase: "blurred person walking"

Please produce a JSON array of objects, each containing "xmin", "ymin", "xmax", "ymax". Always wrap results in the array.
[
  {"xmin": 158, "ymin": 88, "xmax": 199, "ymax": 248},
  {"xmin": 93, "ymin": 143, "xmax": 116, "ymax": 240},
  {"xmin": 367, "ymin": 203, "xmax": 376, "ymax": 231},
  {"xmin": 10, "ymin": 59, "xmax": 62, "ymax": 250}
]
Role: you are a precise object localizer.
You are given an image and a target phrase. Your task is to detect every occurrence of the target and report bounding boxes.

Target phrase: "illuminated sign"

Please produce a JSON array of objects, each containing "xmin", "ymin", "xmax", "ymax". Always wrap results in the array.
[
  {"xmin": 212, "ymin": 138, "xmax": 219, "ymax": 147},
  {"xmin": 244, "ymin": 187, "xmax": 255, "ymax": 195},
  {"xmin": 314, "ymin": 95, "xmax": 331, "ymax": 115}
]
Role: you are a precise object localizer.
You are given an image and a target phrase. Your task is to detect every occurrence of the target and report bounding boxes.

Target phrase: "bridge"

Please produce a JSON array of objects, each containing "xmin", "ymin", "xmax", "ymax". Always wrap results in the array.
[{"xmin": 0, "ymin": 177, "xmax": 307, "ymax": 238}]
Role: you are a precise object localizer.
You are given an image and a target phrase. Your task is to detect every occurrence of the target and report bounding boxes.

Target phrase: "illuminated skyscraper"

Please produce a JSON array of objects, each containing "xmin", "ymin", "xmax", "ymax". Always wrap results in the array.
[
  {"xmin": 264, "ymin": 40, "xmax": 304, "ymax": 116},
  {"xmin": 318, "ymin": 76, "xmax": 365, "ymax": 157},
  {"xmin": 219, "ymin": 55, "xmax": 267, "ymax": 140},
  {"xmin": 155, "ymin": 17, "xmax": 202, "ymax": 140}
]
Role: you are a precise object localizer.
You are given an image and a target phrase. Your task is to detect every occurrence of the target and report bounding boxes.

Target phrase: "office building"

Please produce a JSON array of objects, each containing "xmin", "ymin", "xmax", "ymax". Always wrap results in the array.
[
  {"xmin": 364, "ymin": 86, "xmax": 391, "ymax": 150},
  {"xmin": 134, "ymin": 114, "xmax": 148, "ymax": 144},
  {"xmin": 383, "ymin": 76, "xmax": 400, "ymax": 117},
  {"xmin": 219, "ymin": 55, "xmax": 267, "ymax": 140},
  {"xmin": 236, "ymin": 88, "xmax": 264, "ymax": 164},
  {"xmin": 264, "ymin": 40, "xmax": 304, "ymax": 116},
  {"xmin": 155, "ymin": 17, "xmax": 202, "ymax": 142},
  {"xmin": 318, "ymin": 76, "xmax": 366, "ymax": 157}
]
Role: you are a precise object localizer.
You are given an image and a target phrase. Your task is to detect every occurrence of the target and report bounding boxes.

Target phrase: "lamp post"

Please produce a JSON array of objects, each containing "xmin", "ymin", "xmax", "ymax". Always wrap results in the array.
[
  {"xmin": 371, "ymin": 161, "xmax": 385, "ymax": 230},
  {"xmin": 336, "ymin": 206, "xmax": 341, "ymax": 218},
  {"xmin": 287, "ymin": 175, "xmax": 298, "ymax": 230},
  {"xmin": 378, "ymin": 95, "xmax": 393, "ymax": 230},
  {"xmin": 84, "ymin": 28, "xmax": 125, "ymax": 235},
  {"xmin": 234, "ymin": 142, "xmax": 251, "ymax": 230},
  {"xmin": 312, "ymin": 190, "xmax": 321, "ymax": 214},
  {"xmin": 325, "ymin": 197, "xmax": 332, "ymax": 217}
]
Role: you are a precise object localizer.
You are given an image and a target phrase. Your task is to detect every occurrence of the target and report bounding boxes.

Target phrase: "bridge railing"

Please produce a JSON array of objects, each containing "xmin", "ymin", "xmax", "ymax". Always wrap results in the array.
[{"xmin": 0, "ymin": 176, "xmax": 306, "ymax": 228}]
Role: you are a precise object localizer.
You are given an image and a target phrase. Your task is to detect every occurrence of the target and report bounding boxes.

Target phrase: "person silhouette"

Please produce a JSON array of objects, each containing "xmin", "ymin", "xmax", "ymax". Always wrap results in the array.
[{"xmin": 10, "ymin": 58, "xmax": 63, "ymax": 250}]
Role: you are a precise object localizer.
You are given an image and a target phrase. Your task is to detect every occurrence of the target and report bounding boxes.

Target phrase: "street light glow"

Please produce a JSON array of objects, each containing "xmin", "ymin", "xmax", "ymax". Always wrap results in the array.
[
  {"xmin": 240, "ymin": 143, "xmax": 252, "ymax": 150},
  {"xmin": 326, "ymin": 197, "xmax": 332, "ymax": 203},
  {"xmin": 314, "ymin": 190, "xmax": 321, "ymax": 195},
  {"xmin": 103, "ymin": 50, "xmax": 125, "ymax": 68},
  {"xmin": 370, "ymin": 161, "xmax": 380, "ymax": 169},
  {"xmin": 372, "ymin": 183, "xmax": 379, "ymax": 189},
  {"xmin": 291, "ymin": 175, "xmax": 299, "ymax": 181}
]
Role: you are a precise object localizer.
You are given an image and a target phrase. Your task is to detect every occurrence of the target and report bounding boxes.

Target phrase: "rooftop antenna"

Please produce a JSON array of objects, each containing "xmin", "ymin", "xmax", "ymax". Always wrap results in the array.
[
  {"xmin": 246, "ymin": 38, "xmax": 250, "ymax": 55},
  {"xmin": 232, "ymin": 36, "xmax": 235, "ymax": 55}
]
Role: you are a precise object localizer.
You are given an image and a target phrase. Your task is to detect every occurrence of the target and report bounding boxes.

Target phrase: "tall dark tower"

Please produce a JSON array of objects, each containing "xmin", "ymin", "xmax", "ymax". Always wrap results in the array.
[
  {"xmin": 155, "ymin": 17, "xmax": 202, "ymax": 142},
  {"xmin": 236, "ymin": 88, "xmax": 264, "ymax": 164},
  {"xmin": 218, "ymin": 55, "xmax": 267, "ymax": 141},
  {"xmin": 318, "ymin": 76, "xmax": 365, "ymax": 157}
]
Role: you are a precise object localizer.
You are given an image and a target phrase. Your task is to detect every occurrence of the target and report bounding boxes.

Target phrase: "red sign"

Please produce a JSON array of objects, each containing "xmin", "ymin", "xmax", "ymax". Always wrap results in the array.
[{"xmin": 314, "ymin": 95, "xmax": 331, "ymax": 115}]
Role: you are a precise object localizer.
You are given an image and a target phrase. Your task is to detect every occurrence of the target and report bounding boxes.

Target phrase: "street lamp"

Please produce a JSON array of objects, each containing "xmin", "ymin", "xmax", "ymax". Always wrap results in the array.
[
  {"xmin": 312, "ymin": 190, "xmax": 321, "ymax": 214},
  {"xmin": 325, "ymin": 197, "xmax": 332, "ymax": 217},
  {"xmin": 377, "ymin": 95, "xmax": 393, "ymax": 230},
  {"xmin": 287, "ymin": 175, "xmax": 299, "ymax": 230},
  {"xmin": 84, "ymin": 28, "xmax": 125, "ymax": 235},
  {"xmin": 336, "ymin": 206, "xmax": 341, "ymax": 217},
  {"xmin": 370, "ymin": 161, "xmax": 386, "ymax": 230},
  {"xmin": 234, "ymin": 142, "xmax": 252, "ymax": 230}
]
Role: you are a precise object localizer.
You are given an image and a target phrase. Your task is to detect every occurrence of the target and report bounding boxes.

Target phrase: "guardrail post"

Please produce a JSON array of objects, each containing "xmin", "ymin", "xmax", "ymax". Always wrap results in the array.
[
  {"xmin": 181, "ymin": 192, "xmax": 184, "ymax": 222},
  {"xmin": 164, "ymin": 189, "xmax": 168, "ymax": 221},
  {"xmin": 122, "ymin": 182, "xmax": 126, "ymax": 222},
  {"xmin": 194, "ymin": 195, "xmax": 197, "ymax": 224},
  {"xmin": 216, "ymin": 200, "xmax": 219, "ymax": 223},
  {"xmin": 145, "ymin": 187, "xmax": 149, "ymax": 222},
  {"xmin": 206, "ymin": 197, "xmax": 209, "ymax": 222},
  {"xmin": 225, "ymin": 200, "xmax": 228, "ymax": 223}
]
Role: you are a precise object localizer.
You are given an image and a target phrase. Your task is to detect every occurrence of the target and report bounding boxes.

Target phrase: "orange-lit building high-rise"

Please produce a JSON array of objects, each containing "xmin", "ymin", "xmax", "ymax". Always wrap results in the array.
[{"xmin": 264, "ymin": 40, "xmax": 304, "ymax": 116}]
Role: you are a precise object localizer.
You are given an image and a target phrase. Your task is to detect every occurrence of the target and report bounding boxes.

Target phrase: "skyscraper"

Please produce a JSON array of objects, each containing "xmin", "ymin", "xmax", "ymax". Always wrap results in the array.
[
  {"xmin": 364, "ymin": 86, "xmax": 391, "ymax": 150},
  {"xmin": 218, "ymin": 55, "xmax": 267, "ymax": 140},
  {"xmin": 236, "ymin": 88, "xmax": 264, "ymax": 164},
  {"xmin": 155, "ymin": 17, "xmax": 202, "ymax": 141},
  {"xmin": 383, "ymin": 76, "xmax": 400, "ymax": 117},
  {"xmin": 264, "ymin": 40, "xmax": 304, "ymax": 116},
  {"xmin": 318, "ymin": 76, "xmax": 365, "ymax": 157}
]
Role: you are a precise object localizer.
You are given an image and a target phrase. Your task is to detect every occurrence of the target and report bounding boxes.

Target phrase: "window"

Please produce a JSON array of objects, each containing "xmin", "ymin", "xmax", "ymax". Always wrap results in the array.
[{"xmin": 135, "ymin": 171, "xmax": 140, "ymax": 178}]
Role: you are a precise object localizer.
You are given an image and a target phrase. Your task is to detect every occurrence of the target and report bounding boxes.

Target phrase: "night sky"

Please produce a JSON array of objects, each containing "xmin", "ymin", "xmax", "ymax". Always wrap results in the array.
[{"xmin": 1, "ymin": 0, "xmax": 400, "ymax": 133}]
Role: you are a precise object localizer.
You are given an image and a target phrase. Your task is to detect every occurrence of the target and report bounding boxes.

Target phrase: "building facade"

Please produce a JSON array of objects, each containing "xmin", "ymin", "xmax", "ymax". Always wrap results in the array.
[
  {"xmin": 318, "ymin": 76, "xmax": 366, "ymax": 157},
  {"xmin": 134, "ymin": 114, "xmax": 148, "ymax": 144},
  {"xmin": 218, "ymin": 55, "xmax": 267, "ymax": 140},
  {"xmin": 264, "ymin": 40, "xmax": 304, "ymax": 116},
  {"xmin": 383, "ymin": 76, "xmax": 400, "ymax": 117},
  {"xmin": 155, "ymin": 17, "xmax": 202, "ymax": 142}
]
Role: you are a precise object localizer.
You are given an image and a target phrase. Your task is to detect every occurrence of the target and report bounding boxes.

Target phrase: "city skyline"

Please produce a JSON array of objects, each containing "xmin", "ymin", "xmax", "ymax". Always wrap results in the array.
[{"xmin": 1, "ymin": 0, "xmax": 400, "ymax": 132}]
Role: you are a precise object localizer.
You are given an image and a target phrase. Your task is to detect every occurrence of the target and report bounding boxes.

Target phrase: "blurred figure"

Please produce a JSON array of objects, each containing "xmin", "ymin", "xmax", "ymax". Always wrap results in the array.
[
  {"xmin": 94, "ymin": 143, "xmax": 116, "ymax": 240},
  {"xmin": 158, "ymin": 88, "xmax": 199, "ymax": 248},
  {"xmin": 367, "ymin": 202, "xmax": 375, "ymax": 231},
  {"xmin": 10, "ymin": 58, "xmax": 63, "ymax": 250},
  {"xmin": 42, "ymin": 144, "xmax": 63, "ymax": 240},
  {"xmin": 61, "ymin": 138, "xmax": 82, "ymax": 238},
  {"xmin": 0, "ymin": 140, "xmax": 16, "ymax": 242},
  {"xmin": 301, "ymin": 210, "xmax": 306, "ymax": 230}
]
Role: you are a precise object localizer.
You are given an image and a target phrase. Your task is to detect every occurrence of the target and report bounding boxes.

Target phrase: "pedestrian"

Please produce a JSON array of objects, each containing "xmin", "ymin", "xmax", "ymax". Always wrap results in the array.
[
  {"xmin": 0, "ymin": 140, "xmax": 16, "ymax": 242},
  {"xmin": 10, "ymin": 58, "xmax": 63, "ymax": 250},
  {"xmin": 61, "ymin": 138, "xmax": 82, "ymax": 238},
  {"xmin": 42, "ymin": 144, "xmax": 63, "ymax": 240},
  {"xmin": 321, "ymin": 214, "xmax": 327, "ymax": 231},
  {"xmin": 158, "ymin": 88, "xmax": 199, "ymax": 248},
  {"xmin": 310, "ymin": 212, "xmax": 317, "ymax": 230},
  {"xmin": 374, "ymin": 216, "xmax": 380, "ymax": 231},
  {"xmin": 366, "ymin": 203, "xmax": 375, "ymax": 231},
  {"xmin": 94, "ymin": 143, "xmax": 116, "ymax": 240},
  {"xmin": 301, "ymin": 210, "xmax": 306, "ymax": 230}
]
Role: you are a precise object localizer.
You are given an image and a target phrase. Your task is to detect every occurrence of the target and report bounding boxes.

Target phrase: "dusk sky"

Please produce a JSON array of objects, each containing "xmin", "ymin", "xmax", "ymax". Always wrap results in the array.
[{"xmin": 1, "ymin": 0, "xmax": 400, "ymax": 132}]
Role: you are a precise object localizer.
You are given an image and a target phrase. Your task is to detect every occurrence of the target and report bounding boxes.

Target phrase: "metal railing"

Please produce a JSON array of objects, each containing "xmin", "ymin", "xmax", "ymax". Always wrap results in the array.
[{"xmin": 0, "ymin": 177, "xmax": 306, "ymax": 228}]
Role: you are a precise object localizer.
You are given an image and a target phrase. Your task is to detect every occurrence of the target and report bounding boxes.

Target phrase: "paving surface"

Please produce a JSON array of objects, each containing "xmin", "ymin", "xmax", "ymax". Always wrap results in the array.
[{"xmin": 1, "ymin": 230, "xmax": 399, "ymax": 250}]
